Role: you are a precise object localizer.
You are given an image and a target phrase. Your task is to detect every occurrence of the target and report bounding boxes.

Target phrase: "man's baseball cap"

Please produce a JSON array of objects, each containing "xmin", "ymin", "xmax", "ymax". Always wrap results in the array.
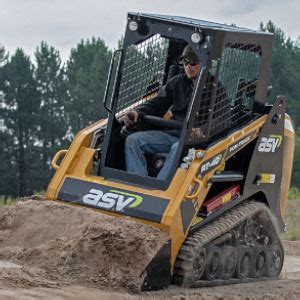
[{"xmin": 179, "ymin": 45, "xmax": 199, "ymax": 61}]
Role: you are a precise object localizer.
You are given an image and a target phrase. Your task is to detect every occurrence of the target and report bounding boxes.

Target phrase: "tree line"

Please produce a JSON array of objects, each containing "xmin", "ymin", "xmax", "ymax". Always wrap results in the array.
[
  {"xmin": 0, "ymin": 21, "xmax": 299, "ymax": 197},
  {"xmin": 0, "ymin": 38, "xmax": 111, "ymax": 196}
]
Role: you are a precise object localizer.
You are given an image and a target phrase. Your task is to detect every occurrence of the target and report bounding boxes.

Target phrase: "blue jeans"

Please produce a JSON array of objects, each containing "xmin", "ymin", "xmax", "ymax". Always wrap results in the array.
[{"xmin": 125, "ymin": 131, "xmax": 179, "ymax": 180}]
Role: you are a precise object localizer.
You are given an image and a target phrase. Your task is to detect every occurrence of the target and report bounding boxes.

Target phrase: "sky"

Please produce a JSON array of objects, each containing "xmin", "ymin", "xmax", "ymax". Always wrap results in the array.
[{"xmin": 1, "ymin": 0, "xmax": 300, "ymax": 62}]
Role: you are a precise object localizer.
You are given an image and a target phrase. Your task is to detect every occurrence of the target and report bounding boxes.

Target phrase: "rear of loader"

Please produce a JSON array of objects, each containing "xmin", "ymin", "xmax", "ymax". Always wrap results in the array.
[{"xmin": 46, "ymin": 13, "xmax": 295, "ymax": 290}]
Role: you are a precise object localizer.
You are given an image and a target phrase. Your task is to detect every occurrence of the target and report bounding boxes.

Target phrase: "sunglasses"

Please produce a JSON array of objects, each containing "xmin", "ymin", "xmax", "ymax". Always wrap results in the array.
[{"xmin": 180, "ymin": 58, "xmax": 200, "ymax": 67}]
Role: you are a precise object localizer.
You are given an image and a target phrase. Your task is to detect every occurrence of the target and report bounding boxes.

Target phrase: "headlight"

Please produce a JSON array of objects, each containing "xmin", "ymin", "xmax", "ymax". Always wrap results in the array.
[
  {"xmin": 128, "ymin": 20, "xmax": 138, "ymax": 32},
  {"xmin": 191, "ymin": 32, "xmax": 203, "ymax": 44}
]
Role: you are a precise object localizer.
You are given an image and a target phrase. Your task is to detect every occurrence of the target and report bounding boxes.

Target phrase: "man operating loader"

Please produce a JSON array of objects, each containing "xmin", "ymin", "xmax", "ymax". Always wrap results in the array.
[{"xmin": 123, "ymin": 45, "xmax": 204, "ymax": 180}]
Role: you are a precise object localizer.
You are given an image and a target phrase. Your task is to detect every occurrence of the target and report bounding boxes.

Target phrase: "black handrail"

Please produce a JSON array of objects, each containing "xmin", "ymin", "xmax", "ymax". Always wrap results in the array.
[{"xmin": 103, "ymin": 49, "xmax": 123, "ymax": 113}]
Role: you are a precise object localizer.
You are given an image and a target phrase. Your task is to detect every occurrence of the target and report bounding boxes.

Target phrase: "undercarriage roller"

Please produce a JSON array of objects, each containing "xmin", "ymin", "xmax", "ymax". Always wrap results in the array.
[
  {"xmin": 221, "ymin": 245, "xmax": 237, "ymax": 280},
  {"xmin": 203, "ymin": 246, "xmax": 222, "ymax": 280},
  {"xmin": 235, "ymin": 245, "xmax": 252, "ymax": 279},
  {"xmin": 250, "ymin": 246, "xmax": 267, "ymax": 278},
  {"xmin": 264, "ymin": 244, "xmax": 284, "ymax": 278},
  {"xmin": 192, "ymin": 248, "xmax": 206, "ymax": 280}
]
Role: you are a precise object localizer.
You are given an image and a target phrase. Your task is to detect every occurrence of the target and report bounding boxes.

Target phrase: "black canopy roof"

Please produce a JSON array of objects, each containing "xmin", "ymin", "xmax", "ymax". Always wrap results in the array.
[{"xmin": 128, "ymin": 12, "xmax": 272, "ymax": 36}]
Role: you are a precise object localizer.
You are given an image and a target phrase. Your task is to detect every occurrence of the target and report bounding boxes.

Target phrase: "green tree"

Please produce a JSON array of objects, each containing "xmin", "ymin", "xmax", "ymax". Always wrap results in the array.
[
  {"xmin": 65, "ymin": 37, "xmax": 111, "ymax": 138},
  {"xmin": 0, "ymin": 44, "xmax": 5, "ymax": 63},
  {"xmin": 261, "ymin": 21, "xmax": 300, "ymax": 131},
  {"xmin": 34, "ymin": 41, "xmax": 68, "ymax": 189},
  {"xmin": 0, "ymin": 130, "xmax": 18, "ymax": 196},
  {"xmin": 0, "ymin": 48, "xmax": 39, "ymax": 196}
]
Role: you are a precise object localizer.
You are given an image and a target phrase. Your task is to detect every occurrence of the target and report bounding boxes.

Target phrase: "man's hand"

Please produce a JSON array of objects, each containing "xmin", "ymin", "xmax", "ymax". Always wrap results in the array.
[
  {"xmin": 124, "ymin": 111, "xmax": 139, "ymax": 127},
  {"xmin": 191, "ymin": 127, "xmax": 204, "ymax": 139}
]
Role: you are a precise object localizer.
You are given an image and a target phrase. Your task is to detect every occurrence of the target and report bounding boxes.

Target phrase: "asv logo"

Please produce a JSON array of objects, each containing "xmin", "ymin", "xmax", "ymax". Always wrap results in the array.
[
  {"xmin": 258, "ymin": 135, "xmax": 282, "ymax": 153},
  {"xmin": 82, "ymin": 189, "xmax": 143, "ymax": 212}
]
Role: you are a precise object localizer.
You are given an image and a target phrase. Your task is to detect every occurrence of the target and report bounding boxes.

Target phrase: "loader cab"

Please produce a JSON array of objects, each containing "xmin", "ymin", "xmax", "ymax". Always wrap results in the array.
[{"xmin": 96, "ymin": 13, "xmax": 273, "ymax": 190}]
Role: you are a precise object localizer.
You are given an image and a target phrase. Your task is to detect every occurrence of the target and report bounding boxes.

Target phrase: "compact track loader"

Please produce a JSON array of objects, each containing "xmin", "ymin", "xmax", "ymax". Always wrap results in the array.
[{"xmin": 46, "ymin": 13, "xmax": 295, "ymax": 290}]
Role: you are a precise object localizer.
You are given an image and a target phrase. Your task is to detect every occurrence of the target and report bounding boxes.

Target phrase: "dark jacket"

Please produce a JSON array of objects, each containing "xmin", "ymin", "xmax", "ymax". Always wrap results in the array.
[
  {"xmin": 135, "ymin": 74, "xmax": 193, "ymax": 136},
  {"xmin": 136, "ymin": 73, "xmax": 227, "ymax": 137},
  {"xmin": 136, "ymin": 73, "xmax": 193, "ymax": 123}
]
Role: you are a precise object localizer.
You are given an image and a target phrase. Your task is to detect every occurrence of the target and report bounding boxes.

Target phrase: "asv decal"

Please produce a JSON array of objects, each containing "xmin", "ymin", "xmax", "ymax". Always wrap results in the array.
[
  {"xmin": 82, "ymin": 189, "xmax": 143, "ymax": 211},
  {"xmin": 258, "ymin": 135, "xmax": 282, "ymax": 153}
]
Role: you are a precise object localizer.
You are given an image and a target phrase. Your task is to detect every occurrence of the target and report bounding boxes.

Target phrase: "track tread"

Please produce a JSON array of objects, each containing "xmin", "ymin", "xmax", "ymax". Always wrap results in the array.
[{"xmin": 173, "ymin": 200, "xmax": 284, "ymax": 287}]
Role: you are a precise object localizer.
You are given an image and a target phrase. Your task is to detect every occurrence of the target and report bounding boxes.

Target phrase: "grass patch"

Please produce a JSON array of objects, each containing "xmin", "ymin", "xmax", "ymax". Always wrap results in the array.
[
  {"xmin": 288, "ymin": 187, "xmax": 300, "ymax": 200},
  {"xmin": 283, "ymin": 200, "xmax": 300, "ymax": 240},
  {"xmin": 0, "ymin": 196, "xmax": 18, "ymax": 207}
]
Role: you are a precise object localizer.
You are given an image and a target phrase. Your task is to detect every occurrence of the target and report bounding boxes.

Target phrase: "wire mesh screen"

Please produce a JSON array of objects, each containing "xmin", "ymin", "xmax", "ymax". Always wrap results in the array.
[
  {"xmin": 116, "ymin": 34, "xmax": 169, "ymax": 114},
  {"xmin": 190, "ymin": 43, "xmax": 262, "ymax": 144}
]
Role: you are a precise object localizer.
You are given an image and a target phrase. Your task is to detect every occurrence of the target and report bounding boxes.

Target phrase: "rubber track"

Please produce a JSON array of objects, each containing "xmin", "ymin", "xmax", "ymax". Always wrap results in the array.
[{"xmin": 173, "ymin": 200, "xmax": 284, "ymax": 287}]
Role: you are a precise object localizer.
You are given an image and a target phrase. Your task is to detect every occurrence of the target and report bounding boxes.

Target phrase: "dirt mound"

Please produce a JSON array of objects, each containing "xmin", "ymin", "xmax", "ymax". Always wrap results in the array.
[{"xmin": 0, "ymin": 198, "xmax": 168, "ymax": 292}]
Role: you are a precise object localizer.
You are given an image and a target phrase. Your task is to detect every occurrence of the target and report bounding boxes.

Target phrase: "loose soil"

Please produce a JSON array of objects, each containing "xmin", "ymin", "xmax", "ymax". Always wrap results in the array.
[
  {"xmin": 0, "ymin": 197, "xmax": 299, "ymax": 299},
  {"xmin": 0, "ymin": 198, "xmax": 168, "ymax": 293}
]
